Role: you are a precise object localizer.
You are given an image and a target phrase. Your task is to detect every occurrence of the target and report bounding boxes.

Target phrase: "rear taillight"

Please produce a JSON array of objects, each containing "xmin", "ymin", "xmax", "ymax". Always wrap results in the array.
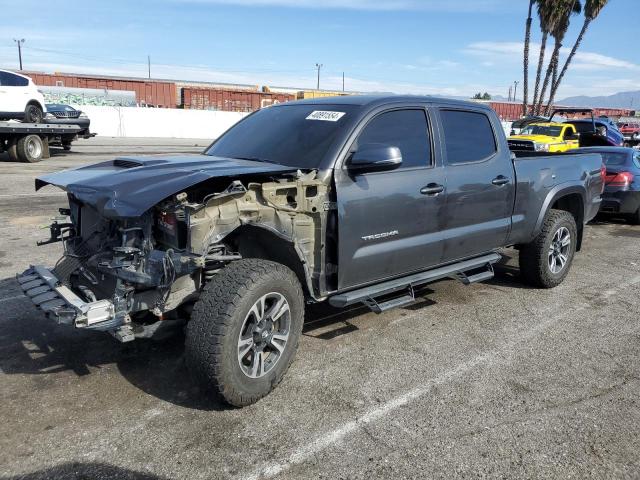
[{"xmin": 605, "ymin": 171, "xmax": 634, "ymax": 187}]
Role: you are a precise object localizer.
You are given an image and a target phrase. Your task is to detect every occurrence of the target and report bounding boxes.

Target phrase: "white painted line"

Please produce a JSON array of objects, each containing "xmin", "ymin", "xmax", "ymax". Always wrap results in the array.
[{"xmin": 242, "ymin": 273, "xmax": 640, "ymax": 480}]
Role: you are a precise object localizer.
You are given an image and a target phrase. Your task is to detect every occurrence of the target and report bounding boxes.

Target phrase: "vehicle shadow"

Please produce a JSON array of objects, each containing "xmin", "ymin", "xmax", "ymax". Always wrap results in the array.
[
  {"xmin": 1, "ymin": 276, "xmax": 410, "ymax": 411},
  {"xmin": 0, "ymin": 258, "xmax": 528, "ymax": 411},
  {"xmin": 0, "ymin": 462, "xmax": 170, "ymax": 480}
]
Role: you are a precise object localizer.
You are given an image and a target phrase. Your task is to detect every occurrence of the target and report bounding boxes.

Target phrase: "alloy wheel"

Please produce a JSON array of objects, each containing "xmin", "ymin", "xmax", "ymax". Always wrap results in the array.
[{"xmin": 237, "ymin": 292, "xmax": 291, "ymax": 378}]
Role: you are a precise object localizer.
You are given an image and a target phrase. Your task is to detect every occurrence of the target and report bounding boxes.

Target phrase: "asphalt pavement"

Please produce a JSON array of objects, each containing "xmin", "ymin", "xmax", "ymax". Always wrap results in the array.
[{"xmin": 1, "ymin": 137, "xmax": 639, "ymax": 479}]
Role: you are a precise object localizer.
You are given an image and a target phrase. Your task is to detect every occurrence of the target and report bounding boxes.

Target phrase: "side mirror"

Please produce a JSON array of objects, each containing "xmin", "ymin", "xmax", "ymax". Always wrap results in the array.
[{"xmin": 348, "ymin": 143, "xmax": 403, "ymax": 173}]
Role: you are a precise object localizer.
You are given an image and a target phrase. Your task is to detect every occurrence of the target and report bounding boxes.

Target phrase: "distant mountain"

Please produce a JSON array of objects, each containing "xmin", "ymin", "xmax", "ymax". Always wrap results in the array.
[{"xmin": 558, "ymin": 91, "xmax": 640, "ymax": 109}]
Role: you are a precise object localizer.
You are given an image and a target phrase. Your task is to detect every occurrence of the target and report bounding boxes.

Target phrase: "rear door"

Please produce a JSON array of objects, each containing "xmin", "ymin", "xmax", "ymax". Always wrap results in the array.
[
  {"xmin": 334, "ymin": 106, "xmax": 446, "ymax": 289},
  {"xmin": 437, "ymin": 108, "xmax": 515, "ymax": 261}
]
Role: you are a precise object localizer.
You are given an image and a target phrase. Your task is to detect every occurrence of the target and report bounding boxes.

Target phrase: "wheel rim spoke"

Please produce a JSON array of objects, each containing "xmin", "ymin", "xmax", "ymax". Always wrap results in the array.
[
  {"xmin": 269, "ymin": 333, "xmax": 289, "ymax": 354},
  {"xmin": 250, "ymin": 350, "xmax": 263, "ymax": 377},
  {"xmin": 238, "ymin": 337, "xmax": 253, "ymax": 361}
]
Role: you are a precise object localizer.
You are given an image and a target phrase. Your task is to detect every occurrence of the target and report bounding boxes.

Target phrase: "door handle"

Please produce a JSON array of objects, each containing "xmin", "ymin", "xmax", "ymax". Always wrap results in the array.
[
  {"xmin": 420, "ymin": 183, "xmax": 444, "ymax": 195},
  {"xmin": 491, "ymin": 175, "xmax": 510, "ymax": 186}
]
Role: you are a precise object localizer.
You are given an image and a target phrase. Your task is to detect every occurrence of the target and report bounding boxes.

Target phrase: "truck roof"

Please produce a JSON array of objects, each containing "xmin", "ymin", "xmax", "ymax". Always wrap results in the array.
[{"xmin": 278, "ymin": 94, "xmax": 493, "ymax": 111}]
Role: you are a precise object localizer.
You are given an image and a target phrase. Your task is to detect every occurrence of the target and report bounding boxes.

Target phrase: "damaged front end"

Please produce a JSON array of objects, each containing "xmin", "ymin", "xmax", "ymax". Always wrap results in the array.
[{"xmin": 19, "ymin": 166, "xmax": 332, "ymax": 342}]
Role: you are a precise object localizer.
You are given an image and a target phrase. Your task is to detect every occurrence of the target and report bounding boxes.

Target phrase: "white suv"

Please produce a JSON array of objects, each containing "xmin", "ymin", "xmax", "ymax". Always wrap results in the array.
[{"xmin": 0, "ymin": 70, "xmax": 46, "ymax": 123}]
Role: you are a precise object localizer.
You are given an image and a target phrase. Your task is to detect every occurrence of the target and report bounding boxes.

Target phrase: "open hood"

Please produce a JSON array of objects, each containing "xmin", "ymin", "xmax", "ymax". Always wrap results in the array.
[{"xmin": 36, "ymin": 154, "xmax": 297, "ymax": 218}]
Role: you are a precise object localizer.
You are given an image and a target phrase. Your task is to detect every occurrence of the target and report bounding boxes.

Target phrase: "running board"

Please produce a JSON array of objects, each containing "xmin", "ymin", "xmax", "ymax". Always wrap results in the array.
[{"xmin": 328, "ymin": 253, "xmax": 501, "ymax": 311}]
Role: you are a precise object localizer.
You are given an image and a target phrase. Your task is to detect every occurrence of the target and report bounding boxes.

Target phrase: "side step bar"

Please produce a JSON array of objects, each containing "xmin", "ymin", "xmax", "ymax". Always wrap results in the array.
[{"xmin": 328, "ymin": 253, "xmax": 501, "ymax": 311}]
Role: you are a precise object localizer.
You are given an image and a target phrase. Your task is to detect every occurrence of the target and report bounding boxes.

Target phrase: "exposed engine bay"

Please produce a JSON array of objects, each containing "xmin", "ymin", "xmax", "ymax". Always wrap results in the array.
[{"xmin": 23, "ymin": 170, "xmax": 333, "ymax": 342}]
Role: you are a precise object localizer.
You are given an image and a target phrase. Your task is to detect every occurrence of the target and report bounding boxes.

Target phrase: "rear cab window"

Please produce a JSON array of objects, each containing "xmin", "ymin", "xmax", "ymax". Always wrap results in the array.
[{"xmin": 439, "ymin": 109, "xmax": 497, "ymax": 165}]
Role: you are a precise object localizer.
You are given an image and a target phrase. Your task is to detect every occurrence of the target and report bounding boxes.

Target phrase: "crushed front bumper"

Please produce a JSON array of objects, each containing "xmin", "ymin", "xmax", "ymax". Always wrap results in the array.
[{"xmin": 17, "ymin": 265, "xmax": 118, "ymax": 330}]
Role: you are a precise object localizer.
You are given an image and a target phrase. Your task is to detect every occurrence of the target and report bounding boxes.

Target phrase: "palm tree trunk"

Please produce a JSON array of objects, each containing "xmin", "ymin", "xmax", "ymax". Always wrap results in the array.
[
  {"xmin": 547, "ymin": 18, "xmax": 591, "ymax": 112},
  {"xmin": 531, "ymin": 31, "xmax": 548, "ymax": 115},
  {"xmin": 522, "ymin": 0, "xmax": 535, "ymax": 116},
  {"xmin": 536, "ymin": 40, "xmax": 561, "ymax": 115},
  {"xmin": 546, "ymin": 60, "xmax": 559, "ymax": 115}
]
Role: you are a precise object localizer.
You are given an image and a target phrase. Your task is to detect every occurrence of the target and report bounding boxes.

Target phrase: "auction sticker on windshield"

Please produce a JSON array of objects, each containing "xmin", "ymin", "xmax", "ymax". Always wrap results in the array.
[{"xmin": 306, "ymin": 111, "xmax": 346, "ymax": 122}]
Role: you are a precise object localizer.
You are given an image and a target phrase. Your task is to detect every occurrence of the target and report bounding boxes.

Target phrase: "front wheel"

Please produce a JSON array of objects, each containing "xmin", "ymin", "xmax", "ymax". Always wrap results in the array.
[
  {"xmin": 185, "ymin": 259, "xmax": 304, "ymax": 407},
  {"xmin": 519, "ymin": 209, "xmax": 578, "ymax": 288}
]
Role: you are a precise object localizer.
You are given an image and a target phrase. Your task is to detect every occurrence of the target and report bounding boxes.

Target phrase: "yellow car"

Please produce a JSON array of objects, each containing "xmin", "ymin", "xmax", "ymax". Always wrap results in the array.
[{"xmin": 508, "ymin": 122, "xmax": 580, "ymax": 153}]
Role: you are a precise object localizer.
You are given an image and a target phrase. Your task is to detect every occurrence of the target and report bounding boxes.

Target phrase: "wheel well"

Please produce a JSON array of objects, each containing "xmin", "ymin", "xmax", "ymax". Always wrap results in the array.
[
  {"xmin": 551, "ymin": 193, "xmax": 584, "ymax": 251},
  {"xmin": 26, "ymin": 100, "xmax": 43, "ymax": 110},
  {"xmin": 224, "ymin": 225, "xmax": 312, "ymax": 299}
]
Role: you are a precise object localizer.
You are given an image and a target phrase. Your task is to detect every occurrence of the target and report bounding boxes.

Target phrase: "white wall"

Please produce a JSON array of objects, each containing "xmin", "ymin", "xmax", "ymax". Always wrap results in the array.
[{"xmin": 75, "ymin": 106, "xmax": 248, "ymax": 139}]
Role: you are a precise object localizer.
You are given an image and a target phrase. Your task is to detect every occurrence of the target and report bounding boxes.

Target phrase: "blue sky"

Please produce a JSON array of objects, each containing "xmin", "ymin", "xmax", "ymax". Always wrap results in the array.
[{"xmin": 1, "ymin": 0, "xmax": 638, "ymax": 99}]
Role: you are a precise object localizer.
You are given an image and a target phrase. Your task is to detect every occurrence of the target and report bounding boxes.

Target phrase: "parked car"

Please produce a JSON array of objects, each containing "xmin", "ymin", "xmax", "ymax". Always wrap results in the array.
[
  {"xmin": 44, "ymin": 104, "xmax": 92, "ymax": 149},
  {"xmin": 0, "ymin": 70, "xmax": 46, "ymax": 123},
  {"xmin": 18, "ymin": 95, "xmax": 604, "ymax": 407},
  {"xmin": 565, "ymin": 119, "xmax": 624, "ymax": 147},
  {"xmin": 508, "ymin": 122, "xmax": 580, "ymax": 152},
  {"xmin": 618, "ymin": 122, "xmax": 640, "ymax": 142},
  {"xmin": 576, "ymin": 146, "xmax": 640, "ymax": 223}
]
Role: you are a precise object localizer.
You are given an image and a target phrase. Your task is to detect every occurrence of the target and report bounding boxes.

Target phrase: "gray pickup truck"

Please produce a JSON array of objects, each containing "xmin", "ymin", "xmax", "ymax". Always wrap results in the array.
[{"xmin": 17, "ymin": 95, "xmax": 604, "ymax": 406}]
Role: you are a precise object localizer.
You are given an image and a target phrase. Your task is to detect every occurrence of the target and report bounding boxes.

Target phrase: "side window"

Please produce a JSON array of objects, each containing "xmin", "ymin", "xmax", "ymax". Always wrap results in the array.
[
  {"xmin": 440, "ymin": 110, "xmax": 497, "ymax": 165},
  {"xmin": 634, "ymin": 153, "xmax": 640, "ymax": 169},
  {"xmin": 0, "ymin": 72, "xmax": 27, "ymax": 87},
  {"xmin": 354, "ymin": 109, "xmax": 431, "ymax": 169}
]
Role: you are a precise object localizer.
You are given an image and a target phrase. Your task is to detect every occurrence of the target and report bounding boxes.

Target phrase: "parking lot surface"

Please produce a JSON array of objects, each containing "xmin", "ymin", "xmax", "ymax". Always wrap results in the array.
[{"xmin": 1, "ymin": 138, "xmax": 639, "ymax": 479}]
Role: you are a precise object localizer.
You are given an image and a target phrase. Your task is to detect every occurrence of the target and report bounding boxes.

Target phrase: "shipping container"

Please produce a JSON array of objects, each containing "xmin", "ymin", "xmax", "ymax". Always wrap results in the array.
[
  {"xmin": 181, "ymin": 87, "xmax": 294, "ymax": 112},
  {"xmin": 296, "ymin": 90, "xmax": 350, "ymax": 100},
  {"xmin": 482, "ymin": 100, "xmax": 634, "ymax": 121},
  {"xmin": 22, "ymin": 71, "xmax": 177, "ymax": 108}
]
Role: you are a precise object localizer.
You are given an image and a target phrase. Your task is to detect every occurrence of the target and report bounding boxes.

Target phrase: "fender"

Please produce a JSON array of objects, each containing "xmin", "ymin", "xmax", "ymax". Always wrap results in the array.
[{"xmin": 532, "ymin": 181, "xmax": 586, "ymax": 243}]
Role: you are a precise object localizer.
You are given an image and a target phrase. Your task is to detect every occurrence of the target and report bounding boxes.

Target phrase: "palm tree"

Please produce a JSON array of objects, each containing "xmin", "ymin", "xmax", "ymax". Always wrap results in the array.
[
  {"xmin": 531, "ymin": 0, "xmax": 555, "ymax": 114},
  {"xmin": 536, "ymin": 0, "xmax": 582, "ymax": 115},
  {"xmin": 546, "ymin": 0, "xmax": 610, "ymax": 110},
  {"xmin": 522, "ymin": 0, "xmax": 536, "ymax": 115}
]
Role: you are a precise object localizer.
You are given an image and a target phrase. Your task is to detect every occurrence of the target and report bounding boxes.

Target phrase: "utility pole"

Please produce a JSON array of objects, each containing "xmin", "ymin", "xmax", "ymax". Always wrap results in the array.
[
  {"xmin": 13, "ymin": 39, "xmax": 25, "ymax": 70},
  {"xmin": 508, "ymin": 85, "xmax": 513, "ymax": 102},
  {"xmin": 148, "ymin": 55, "xmax": 151, "ymax": 79},
  {"xmin": 342, "ymin": 72, "xmax": 345, "ymax": 92},
  {"xmin": 513, "ymin": 81, "xmax": 519, "ymax": 102},
  {"xmin": 315, "ymin": 63, "xmax": 323, "ymax": 90}
]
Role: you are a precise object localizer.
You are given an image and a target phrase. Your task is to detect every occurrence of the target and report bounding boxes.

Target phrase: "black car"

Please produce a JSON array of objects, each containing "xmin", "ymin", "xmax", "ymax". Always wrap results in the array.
[
  {"xmin": 44, "ymin": 104, "xmax": 93, "ymax": 149},
  {"xmin": 576, "ymin": 146, "xmax": 640, "ymax": 224}
]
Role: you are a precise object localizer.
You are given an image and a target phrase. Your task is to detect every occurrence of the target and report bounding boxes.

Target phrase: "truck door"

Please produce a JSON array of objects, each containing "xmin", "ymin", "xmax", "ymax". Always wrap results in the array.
[
  {"xmin": 437, "ymin": 108, "xmax": 515, "ymax": 262},
  {"xmin": 334, "ymin": 107, "xmax": 446, "ymax": 290}
]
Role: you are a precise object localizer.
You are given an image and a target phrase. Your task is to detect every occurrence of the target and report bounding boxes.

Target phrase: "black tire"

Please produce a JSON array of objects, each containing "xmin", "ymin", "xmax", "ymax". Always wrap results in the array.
[
  {"xmin": 15, "ymin": 134, "xmax": 44, "ymax": 163},
  {"xmin": 630, "ymin": 208, "xmax": 640, "ymax": 225},
  {"xmin": 185, "ymin": 259, "xmax": 304, "ymax": 407},
  {"xmin": 519, "ymin": 209, "xmax": 578, "ymax": 288},
  {"xmin": 24, "ymin": 103, "xmax": 43, "ymax": 123},
  {"xmin": 62, "ymin": 142, "xmax": 72, "ymax": 151}
]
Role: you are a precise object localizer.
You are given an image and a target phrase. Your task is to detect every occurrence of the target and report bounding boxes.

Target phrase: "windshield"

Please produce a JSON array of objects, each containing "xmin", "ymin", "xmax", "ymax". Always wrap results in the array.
[
  {"xmin": 520, "ymin": 125, "xmax": 563, "ymax": 137},
  {"xmin": 206, "ymin": 104, "xmax": 359, "ymax": 169}
]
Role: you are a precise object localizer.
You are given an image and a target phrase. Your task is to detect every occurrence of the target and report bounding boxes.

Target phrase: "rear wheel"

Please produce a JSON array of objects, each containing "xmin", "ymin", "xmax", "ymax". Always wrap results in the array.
[
  {"xmin": 519, "ymin": 209, "xmax": 577, "ymax": 288},
  {"xmin": 630, "ymin": 208, "xmax": 640, "ymax": 225},
  {"xmin": 24, "ymin": 103, "xmax": 43, "ymax": 123},
  {"xmin": 185, "ymin": 259, "xmax": 304, "ymax": 407},
  {"xmin": 14, "ymin": 135, "xmax": 44, "ymax": 163}
]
